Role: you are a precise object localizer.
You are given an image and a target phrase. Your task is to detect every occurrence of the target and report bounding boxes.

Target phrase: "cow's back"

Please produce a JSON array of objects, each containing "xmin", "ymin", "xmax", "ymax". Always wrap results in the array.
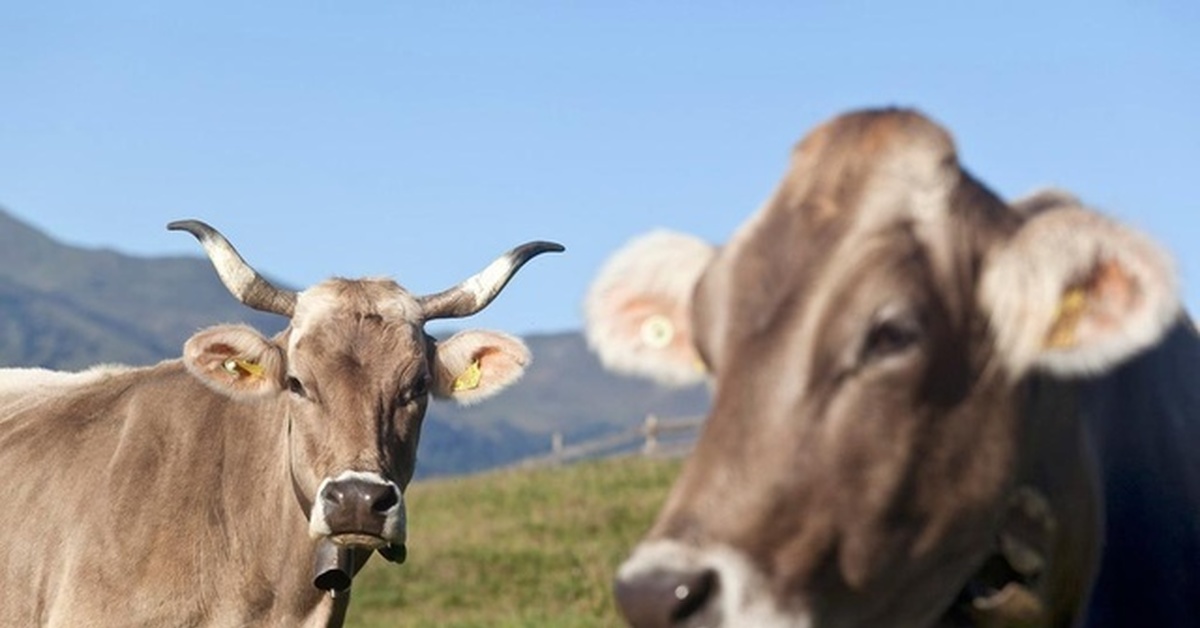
[
  {"xmin": 0, "ymin": 362, "xmax": 328, "ymax": 626},
  {"xmin": 1081, "ymin": 319, "xmax": 1200, "ymax": 626}
]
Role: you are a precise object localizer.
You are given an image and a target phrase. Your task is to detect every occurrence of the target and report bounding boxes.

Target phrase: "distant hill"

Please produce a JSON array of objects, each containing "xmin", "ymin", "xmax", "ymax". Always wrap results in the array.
[
  {"xmin": 417, "ymin": 332, "xmax": 709, "ymax": 477},
  {"xmin": 0, "ymin": 208, "xmax": 286, "ymax": 368},
  {"xmin": 0, "ymin": 206, "xmax": 708, "ymax": 476}
]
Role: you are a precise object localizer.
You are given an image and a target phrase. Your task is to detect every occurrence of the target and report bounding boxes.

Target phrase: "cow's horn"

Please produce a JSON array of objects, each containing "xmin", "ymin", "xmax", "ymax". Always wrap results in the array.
[
  {"xmin": 419, "ymin": 240, "xmax": 564, "ymax": 320},
  {"xmin": 168, "ymin": 219, "xmax": 297, "ymax": 317}
]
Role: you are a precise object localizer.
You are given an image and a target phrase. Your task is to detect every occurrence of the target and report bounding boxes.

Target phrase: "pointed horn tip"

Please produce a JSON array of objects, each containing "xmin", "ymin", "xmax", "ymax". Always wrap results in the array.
[
  {"xmin": 166, "ymin": 219, "xmax": 215, "ymax": 236},
  {"xmin": 521, "ymin": 241, "xmax": 566, "ymax": 255}
]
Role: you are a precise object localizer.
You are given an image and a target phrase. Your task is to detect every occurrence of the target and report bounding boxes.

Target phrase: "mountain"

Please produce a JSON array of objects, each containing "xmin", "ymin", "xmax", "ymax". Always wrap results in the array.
[
  {"xmin": 0, "ymin": 208, "xmax": 286, "ymax": 368},
  {"xmin": 0, "ymin": 207, "xmax": 708, "ymax": 476}
]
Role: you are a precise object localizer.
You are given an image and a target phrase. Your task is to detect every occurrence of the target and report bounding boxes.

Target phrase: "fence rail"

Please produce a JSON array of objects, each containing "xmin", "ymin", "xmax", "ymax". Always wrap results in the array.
[{"xmin": 509, "ymin": 414, "xmax": 704, "ymax": 470}]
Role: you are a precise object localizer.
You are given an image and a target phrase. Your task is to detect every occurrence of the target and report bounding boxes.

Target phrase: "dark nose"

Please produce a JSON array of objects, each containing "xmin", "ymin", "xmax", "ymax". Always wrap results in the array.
[
  {"xmin": 320, "ymin": 478, "xmax": 400, "ymax": 536},
  {"xmin": 614, "ymin": 566, "xmax": 719, "ymax": 628}
]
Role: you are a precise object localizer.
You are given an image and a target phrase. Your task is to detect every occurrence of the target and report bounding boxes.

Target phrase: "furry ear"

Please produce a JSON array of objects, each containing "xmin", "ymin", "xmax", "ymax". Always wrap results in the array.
[
  {"xmin": 431, "ymin": 330, "xmax": 530, "ymax": 406},
  {"xmin": 1011, "ymin": 187, "xmax": 1081, "ymax": 216},
  {"xmin": 183, "ymin": 324, "xmax": 284, "ymax": 398},
  {"xmin": 583, "ymin": 230, "xmax": 716, "ymax": 387},
  {"xmin": 981, "ymin": 205, "xmax": 1179, "ymax": 378}
]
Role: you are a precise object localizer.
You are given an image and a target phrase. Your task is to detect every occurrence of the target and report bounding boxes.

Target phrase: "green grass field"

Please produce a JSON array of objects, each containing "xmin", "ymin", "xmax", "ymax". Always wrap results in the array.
[{"xmin": 346, "ymin": 456, "xmax": 683, "ymax": 627}]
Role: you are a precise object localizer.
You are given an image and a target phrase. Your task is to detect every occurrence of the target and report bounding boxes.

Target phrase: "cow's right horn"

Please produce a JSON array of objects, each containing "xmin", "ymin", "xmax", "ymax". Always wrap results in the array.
[
  {"xmin": 418, "ymin": 240, "xmax": 564, "ymax": 320},
  {"xmin": 169, "ymin": 220, "xmax": 297, "ymax": 317}
]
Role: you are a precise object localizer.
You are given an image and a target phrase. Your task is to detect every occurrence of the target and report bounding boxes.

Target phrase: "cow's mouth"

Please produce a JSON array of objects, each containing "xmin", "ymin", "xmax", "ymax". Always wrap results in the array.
[
  {"xmin": 947, "ymin": 553, "xmax": 1043, "ymax": 625},
  {"xmin": 329, "ymin": 532, "xmax": 388, "ymax": 550},
  {"xmin": 946, "ymin": 487, "xmax": 1055, "ymax": 625},
  {"xmin": 328, "ymin": 532, "xmax": 407, "ymax": 563}
]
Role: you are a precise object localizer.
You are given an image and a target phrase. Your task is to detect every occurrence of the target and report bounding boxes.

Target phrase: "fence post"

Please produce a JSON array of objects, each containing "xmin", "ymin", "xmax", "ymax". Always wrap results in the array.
[
  {"xmin": 551, "ymin": 431, "xmax": 564, "ymax": 464},
  {"xmin": 642, "ymin": 414, "xmax": 659, "ymax": 456}
]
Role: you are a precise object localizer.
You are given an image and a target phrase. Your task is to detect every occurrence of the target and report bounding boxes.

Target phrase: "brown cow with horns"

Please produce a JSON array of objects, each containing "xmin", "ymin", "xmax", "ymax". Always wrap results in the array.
[
  {"xmin": 587, "ymin": 109, "xmax": 1200, "ymax": 627},
  {"xmin": 0, "ymin": 220, "xmax": 561, "ymax": 626}
]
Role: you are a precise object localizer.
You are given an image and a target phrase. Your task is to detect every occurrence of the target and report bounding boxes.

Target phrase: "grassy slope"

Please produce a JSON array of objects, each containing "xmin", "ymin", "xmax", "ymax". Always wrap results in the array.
[{"xmin": 347, "ymin": 457, "xmax": 682, "ymax": 627}]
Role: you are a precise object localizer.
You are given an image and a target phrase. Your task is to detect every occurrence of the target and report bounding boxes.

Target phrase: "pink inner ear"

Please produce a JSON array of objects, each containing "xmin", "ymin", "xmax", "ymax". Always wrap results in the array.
[
  {"xmin": 207, "ymin": 343, "xmax": 238, "ymax": 359},
  {"xmin": 474, "ymin": 346, "xmax": 500, "ymax": 360},
  {"xmin": 1088, "ymin": 258, "xmax": 1142, "ymax": 328},
  {"xmin": 476, "ymin": 346, "xmax": 521, "ymax": 383}
]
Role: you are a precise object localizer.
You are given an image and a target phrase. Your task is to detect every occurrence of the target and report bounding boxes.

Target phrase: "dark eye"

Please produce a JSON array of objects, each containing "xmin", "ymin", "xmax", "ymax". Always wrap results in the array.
[
  {"xmin": 861, "ymin": 313, "xmax": 923, "ymax": 363},
  {"xmin": 401, "ymin": 376, "xmax": 430, "ymax": 404},
  {"xmin": 286, "ymin": 376, "xmax": 306, "ymax": 397}
]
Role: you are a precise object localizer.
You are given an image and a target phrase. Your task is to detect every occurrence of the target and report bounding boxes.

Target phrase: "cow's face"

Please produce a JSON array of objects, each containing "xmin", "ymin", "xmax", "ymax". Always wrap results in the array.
[
  {"xmin": 170, "ymin": 221, "xmax": 559, "ymax": 562},
  {"xmin": 279, "ymin": 281, "xmax": 434, "ymax": 547},
  {"xmin": 599, "ymin": 110, "xmax": 1178, "ymax": 626},
  {"xmin": 182, "ymin": 279, "xmax": 528, "ymax": 555}
]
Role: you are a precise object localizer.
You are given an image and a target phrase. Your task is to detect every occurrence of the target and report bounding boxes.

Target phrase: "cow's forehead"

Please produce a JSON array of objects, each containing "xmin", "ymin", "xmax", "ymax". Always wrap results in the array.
[
  {"xmin": 696, "ymin": 111, "xmax": 969, "ymax": 356},
  {"xmin": 294, "ymin": 279, "xmax": 422, "ymax": 322},
  {"xmin": 734, "ymin": 109, "xmax": 959, "ymax": 255},
  {"xmin": 289, "ymin": 278, "xmax": 424, "ymax": 353}
]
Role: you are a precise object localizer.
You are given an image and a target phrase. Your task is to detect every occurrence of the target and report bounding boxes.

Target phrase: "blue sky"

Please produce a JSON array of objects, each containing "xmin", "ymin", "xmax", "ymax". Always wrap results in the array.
[{"xmin": 2, "ymin": 2, "xmax": 1196, "ymax": 335}]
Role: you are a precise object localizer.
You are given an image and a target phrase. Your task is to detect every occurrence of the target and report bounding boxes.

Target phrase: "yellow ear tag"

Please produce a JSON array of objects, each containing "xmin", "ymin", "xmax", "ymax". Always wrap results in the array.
[
  {"xmin": 452, "ymin": 359, "xmax": 483, "ymax": 392},
  {"xmin": 1045, "ymin": 287, "xmax": 1088, "ymax": 349},
  {"xmin": 222, "ymin": 358, "xmax": 265, "ymax": 379}
]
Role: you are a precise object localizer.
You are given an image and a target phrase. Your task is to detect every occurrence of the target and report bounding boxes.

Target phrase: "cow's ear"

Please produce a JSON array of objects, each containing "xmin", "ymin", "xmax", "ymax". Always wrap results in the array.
[
  {"xmin": 1010, "ymin": 187, "xmax": 1081, "ymax": 216},
  {"xmin": 981, "ymin": 206, "xmax": 1179, "ymax": 377},
  {"xmin": 431, "ymin": 330, "xmax": 530, "ymax": 406},
  {"xmin": 584, "ymin": 230, "xmax": 715, "ymax": 387},
  {"xmin": 183, "ymin": 324, "xmax": 284, "ymax": 398}
]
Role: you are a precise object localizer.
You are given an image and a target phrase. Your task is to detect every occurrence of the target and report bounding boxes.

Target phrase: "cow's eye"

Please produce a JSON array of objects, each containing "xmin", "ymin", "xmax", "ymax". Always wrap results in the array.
[
  {"xmin": 286, "ymin": 376, "xmax": 307, "ymax": 398},
  {"xmin": 861, "ymin": 314, "xmax": 923, "ymax": 363},
  {"xmin": 401, "ymin": 377, "xmax": 430, "ymax": 405},
  {"xmin": 411, "ymin": 376, "xmax": 430, "ymax": 399}
]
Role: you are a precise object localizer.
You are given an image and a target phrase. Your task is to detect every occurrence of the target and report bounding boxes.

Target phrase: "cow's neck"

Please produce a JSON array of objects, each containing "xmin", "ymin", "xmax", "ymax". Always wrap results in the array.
[
  {"xmin": 157, "ymin": 377, "xmax": 346, "ymax": 625},
  {"xmin": 1076, "ymin": 318, "xmax": 1200, "ymax": 626},
  {"xmin": 943, "ymin": 321, "xmax": 1200, "ymax": 626},
  {"xmin": 242, "ymin": 396, "xmax": 348, "ymax": 624},
  {"xmin": 209, "ymin": 380, "xmax": 379, "ymax": 626}
]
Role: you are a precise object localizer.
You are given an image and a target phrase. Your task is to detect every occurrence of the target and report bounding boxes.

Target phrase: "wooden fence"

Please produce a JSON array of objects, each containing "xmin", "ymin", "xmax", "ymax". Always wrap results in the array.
[{"xmin": 509, "ymin": 414, "xmax": 705, "ymax": 470}]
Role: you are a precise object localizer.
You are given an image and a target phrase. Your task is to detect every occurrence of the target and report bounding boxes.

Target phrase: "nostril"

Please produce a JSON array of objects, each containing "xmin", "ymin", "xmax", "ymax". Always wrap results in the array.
[
  {"xmin": 670, "ymin": 568, "xmax": 717, "ymax": 623},
  {"xmin": 322, "ymin": 486, "xmax": 344, "ymax": 507},
  {"xmin": 615, "ymin": 567, "xmax": 720, "ymax": 628},
  {"xmin": 371, "ymin": 487, "xmax": 399, "ymax": 514}
]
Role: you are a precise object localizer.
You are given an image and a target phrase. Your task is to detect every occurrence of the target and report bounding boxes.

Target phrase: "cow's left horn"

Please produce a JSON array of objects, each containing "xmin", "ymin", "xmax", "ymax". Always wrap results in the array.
[
  {"xmin": 419, "ymin": 241, "xmax": 564, "ymax": 320},
  {"xmin": 169, "ymin": 219, "xmax": 298, "ymax": 317}
]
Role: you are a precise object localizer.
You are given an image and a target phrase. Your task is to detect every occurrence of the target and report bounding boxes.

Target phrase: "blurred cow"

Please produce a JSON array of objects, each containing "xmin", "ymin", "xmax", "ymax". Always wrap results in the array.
[{"xmin": 588, "ymin": 109, "xmax": 1199, "ymax": 627}]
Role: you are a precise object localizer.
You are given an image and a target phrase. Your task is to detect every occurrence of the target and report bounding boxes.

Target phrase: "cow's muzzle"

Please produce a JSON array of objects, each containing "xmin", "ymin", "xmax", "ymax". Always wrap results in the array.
[
  {"xmin": 614, "ymin": 541, "xmax": 726, "ymax": 628},
  {"xmin": 309, "ymin": 471, "xmax": 406, "ymax": 553},
  {"xmin": 615, "ymin": 540, "xmax": 807, "ymax": 628},
  {"xmin": 615, "ymin": 565, "xmax": 720, "ymax": 627}
]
